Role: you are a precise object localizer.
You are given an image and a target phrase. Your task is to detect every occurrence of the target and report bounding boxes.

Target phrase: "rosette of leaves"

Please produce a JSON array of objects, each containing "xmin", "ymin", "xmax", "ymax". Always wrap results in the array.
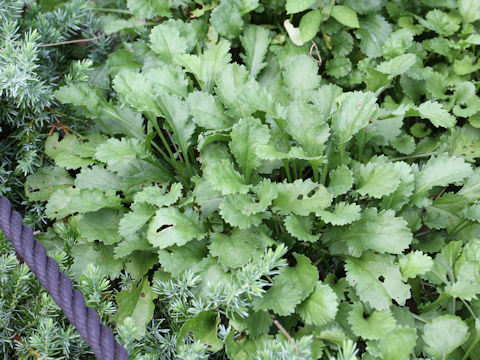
[{"xmin": 27, "ymin": 0, "xmax": 480, "ymax": 359}]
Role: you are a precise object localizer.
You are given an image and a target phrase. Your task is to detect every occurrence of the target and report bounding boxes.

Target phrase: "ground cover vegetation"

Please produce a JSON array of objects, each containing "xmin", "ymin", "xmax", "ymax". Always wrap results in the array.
[
  {"xmin": 0, "ymin": 0, "xmax": 110, "ymax": 221},
  {"xmin": 2, "ymin": 0, "xmax": 480, "ymax": 359}
]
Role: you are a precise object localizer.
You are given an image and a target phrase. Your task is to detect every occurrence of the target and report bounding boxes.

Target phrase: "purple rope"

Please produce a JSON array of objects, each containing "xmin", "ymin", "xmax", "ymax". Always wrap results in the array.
[{"xmin": 0, "ymin": 196, "xmax": 129, "ymax": 360}]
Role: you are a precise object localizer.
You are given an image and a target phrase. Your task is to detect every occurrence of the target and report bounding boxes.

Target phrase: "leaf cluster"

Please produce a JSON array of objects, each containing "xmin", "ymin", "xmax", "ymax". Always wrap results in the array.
[{"xmin": 14, "ymin": 0, "xmax": 480, "ymax": 359}]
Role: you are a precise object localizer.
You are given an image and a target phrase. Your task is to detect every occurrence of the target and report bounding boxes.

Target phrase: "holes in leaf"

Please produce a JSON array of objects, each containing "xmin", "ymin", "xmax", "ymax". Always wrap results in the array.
[
  {"xmin": 378, "ymin": 275, "xmax": 385, "ymax": 282},
  {"xmin": 156, "ymin": 224, "xmax": 174, "ymax": 233},
  {"xmin": 446, "ymin": 273, "xmax": 453, "ymax": 282}
]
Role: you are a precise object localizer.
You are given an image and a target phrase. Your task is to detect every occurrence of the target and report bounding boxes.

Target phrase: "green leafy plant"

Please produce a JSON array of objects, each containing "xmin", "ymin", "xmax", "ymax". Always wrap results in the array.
[{"xmin": 20, "ymin": 0, "xmax": 480, "ymax": 359}]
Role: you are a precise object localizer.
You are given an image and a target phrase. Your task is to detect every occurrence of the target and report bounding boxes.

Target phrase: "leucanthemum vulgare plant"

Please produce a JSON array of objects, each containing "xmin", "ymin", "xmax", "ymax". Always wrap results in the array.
[{"xmin": 18, "ymin": 0, "xmax": 480, "ymax": 359}]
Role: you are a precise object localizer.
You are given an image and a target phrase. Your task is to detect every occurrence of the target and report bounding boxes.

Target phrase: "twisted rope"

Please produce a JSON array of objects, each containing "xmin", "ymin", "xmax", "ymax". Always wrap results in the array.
[{"xmin": 0, "ymin": 196, "xmax": 129, "ymax": 360}]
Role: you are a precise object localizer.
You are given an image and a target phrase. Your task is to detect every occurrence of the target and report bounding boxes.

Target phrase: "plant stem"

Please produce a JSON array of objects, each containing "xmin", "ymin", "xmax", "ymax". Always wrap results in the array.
[
  {"xmin": 153, "ymin": 99, "xmax": 193, "ymax": 179},
  {"xmin": 157, "ymin": 134, "xmax": 177, "ymax": 163},
  {"xmin": 421, "ymin": 293, "xmax": 450, "ymax": 313},
  {"xmin": 93, "ymin": 117, "xmax": 114, "ymax": 137},
  {"xmin": 320, "ymin": 161, "xmax": 328, "ymax": 185},
  {"xmin": 99, "ymin": 103, "xmax": 145, "ymax": 139},
  {"xmin": 411, "ymin": 313, "xmax": 430, "ymax": 324},
  {"xmin": 292, "ymin": 161, "xmax": 299, "ymax": 179},
  {"xmin": 461, "ymin": 299, "xmax": 477, "ymax": 318},
  {"xmin": 313, "ymin": 258, "xmax": 322, "ymax": 266},
  {"xmin": 450, "ymin": 219, "xmax": 470, "ymax": 237},
  {"xmin": 415, "ymin": 229, "xmax": 432, "ymax": 238},
  {"xmin": 144, "ymin": 113, "xmax": 189, "ymax": 182},
  {"xmin": 146, "ymin": 113, "xmax": 176, "ymax": 161},
  {"xmin": 388, "ymin": 151, "xmax": 438, "ymax": 162},
  {"xmin": 165, "ymin": 127, "xmax": 180, "ymax": 155},
  {"xmin": 182, "ymin": 147, "xmax": 193, "ymax": 179},
  {"xmin": 91, "ymin": 7, "xmax": 134, "ymax": 15},
  {"xmin": 312, "ymin": 164, "xmax": 319, "ymax": 183},
  {"xmin": 272, "ymin": 117, "xmax": 298, "ymax": 179},
  {"xmin": 148, "ymin": 141, "xmax": 173, "ymax": 167},
  {"xmin": 462, "ymin": 334, "xmax": 480, "ymax": 360},
  {"xmin": 283, "ymin": 159, "xmax": 292, "ymax": 183},
  {"xmin": 338, "ymin": 142, "xmax": 346, "ymax": 165},
  {"xmin": 188, "ymin": 147, "xmax": 197, "ymax": 167},
  {"xmin": 321, "ymin": 141, "xmax": 333, "ymax": 186},
  {"xmin": 357, "ymin": 128, "xmax": 366, "ymax": 163}
]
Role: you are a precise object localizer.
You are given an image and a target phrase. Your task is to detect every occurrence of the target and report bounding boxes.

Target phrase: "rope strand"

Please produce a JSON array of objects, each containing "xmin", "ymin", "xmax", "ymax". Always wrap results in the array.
[{"xmin": 0, "ymin": 196, "xmax": 129, "ymax": 360}]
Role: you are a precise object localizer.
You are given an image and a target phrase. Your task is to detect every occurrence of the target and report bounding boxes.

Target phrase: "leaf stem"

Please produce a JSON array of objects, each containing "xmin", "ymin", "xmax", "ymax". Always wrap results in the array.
[
  {"xmin": 158, "ymin": 133, "xmax": 177, "ymax": 162},
  {"xmin": 462, "ymin": 333, "xmax": 480, "ymax": 360},
  {"xmin": 357, "ymin": 128, "xmax": 367, "ymax": 163},
  {"xmin": 153, "ymin": 100, "xmax": 193, "ymax": 179},
  {"xmin": 388, "ymin": 151, "xmax": 438, "ymax": 162},
  {"xmin": 272, "ymin": 116, "xmax": 298, "ymax": 179},
  {"xmin": 165, "ymin": 126, "xmax": 180, "ymax": 155},
  {"xmin": 320, "ymin": 161, "xmax": 328, "ymax": 186},
  {"xmin": 461, "ymin": 299, "xmax": 477, "ymax": 319},
  {"xmin": 292, "ymin": 161, "xmax": 299, "ymax": 179},
  {"xmin": 412, "ymin": 313, "xmax": 430, "ymax": 324},
  {"xmin": 421, "ymin": 293, "xmax": 450, "ymax": 313},
  {"xmin": 188, "ymin": 147, "xmax": 197, "ymax": 168},
  {"xmin": 94, "ymin": 117, "xmax": 114, "ymax": 137},
  {"xmin": 321, "ymin": 141, "xmax": 333, "ymax": 186},
  {"xmin": 149, "ymin": 140, "xmax": 173, "ymax": 167},
  {"xmin": 99, "ymin": 102, "xmax": 146, "ymax": 139},
  {"xmin": 415, "ymin": 229, "xmax": 432, "ymax": 238},
  {"xmin": 338, "ymin": 142, "xmax": 346, "ymax": 166},
  {"xmin": 283, "ymin": 159, "xmax": 292, "ymax": 183},
  {"xmin": 146, "ymin": 113, "xmax": 176, "ymax": 161},
  {"xmin": 144, "ymin": 113, "xmax": 189, "ymax": 184},
  {"xmin": 312, "ymin": 164, "xmax": 319, "ymax": 183},
  {"xmin": 182, "ymin": 147, "xmax": 193, "ymax": 179},
  {"xmin": 91, "ymin": 7, "xmax": 134, "ymax": 15},
  {"xmin": 450, "ymin": 219, "xmax": 470, "ymax": 237}
]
